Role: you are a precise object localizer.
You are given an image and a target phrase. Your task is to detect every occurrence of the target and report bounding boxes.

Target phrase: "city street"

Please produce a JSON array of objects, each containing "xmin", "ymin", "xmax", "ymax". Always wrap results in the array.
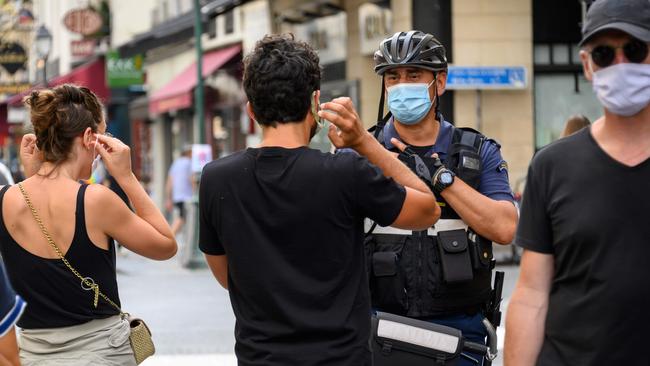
[
  {"xmin": 0, "ymin": 1, "xmax": 645, "ymax": 365},
  {"xmin": 117, "ymin": 244, "xmax": 520, "ymax": 366}
]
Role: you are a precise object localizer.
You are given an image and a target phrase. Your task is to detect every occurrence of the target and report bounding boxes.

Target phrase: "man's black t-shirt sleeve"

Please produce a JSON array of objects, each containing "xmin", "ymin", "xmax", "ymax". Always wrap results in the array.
[
  {"xmin": 352, "ymin": 156, "xmax": 406, "ymax": 226},
  {"xmin": 516, "ymin": 156, "xmax": 554, "ymax": 254},
  {"xmin": 198, "ymin": 165, "xmax": 225, "ymax": 256}
]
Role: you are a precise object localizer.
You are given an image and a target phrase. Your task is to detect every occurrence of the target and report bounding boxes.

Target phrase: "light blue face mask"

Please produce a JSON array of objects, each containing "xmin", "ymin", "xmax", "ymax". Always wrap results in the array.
[{"xmin": 387, "ymin": 80, "xmax": 436, "ymax": 125}]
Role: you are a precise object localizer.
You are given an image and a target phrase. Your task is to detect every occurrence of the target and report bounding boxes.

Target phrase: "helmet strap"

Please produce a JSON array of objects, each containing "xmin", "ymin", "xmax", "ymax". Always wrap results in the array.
[
  {"xmin": 433, "ymin": 72, "xmax": 441, "ymax": 122},
  {"xmin": 374, "ymin": 78, "xmax": 392, "ymax": 139},
  {"xmin": 377, "ymin": 78, "xmax": 386, "ymax": 123}
]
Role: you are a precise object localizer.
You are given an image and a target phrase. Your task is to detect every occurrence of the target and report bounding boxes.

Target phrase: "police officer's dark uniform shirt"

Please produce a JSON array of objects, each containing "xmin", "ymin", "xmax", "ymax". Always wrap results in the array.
[
  {"xmin": 381, "ymin": 118, "xmax": 514, "ymax": 203},
  {"xmin": 516, "ymin": 127, "xmax": 650, "ymax": 366},
  {"xmin": 199, "ymin": 146, "xmax": 406, "ymax": 366},
  {"xmin": 0, "ymin": 261, "xmax": 26, "ymax": 336}
]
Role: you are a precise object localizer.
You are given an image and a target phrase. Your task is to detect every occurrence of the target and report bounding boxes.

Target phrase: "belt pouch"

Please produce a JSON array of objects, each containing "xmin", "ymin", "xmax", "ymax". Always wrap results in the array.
[
  {"xmin": 437, "ymin": 229, "xmax": 473, "ymax": 283},
  {"xmin": 468, "ymin": 230, "xmax": 492, "ymax": 271},
  {"xmin": 372, "ymin": 251, "xmax": 408, "ymax": 313}
]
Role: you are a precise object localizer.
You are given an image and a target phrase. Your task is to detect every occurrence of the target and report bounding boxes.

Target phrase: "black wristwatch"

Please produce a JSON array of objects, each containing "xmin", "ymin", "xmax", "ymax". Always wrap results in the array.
[{"xmin": 433, "ymin": 167, "xmax": 455, "ymax": 195}]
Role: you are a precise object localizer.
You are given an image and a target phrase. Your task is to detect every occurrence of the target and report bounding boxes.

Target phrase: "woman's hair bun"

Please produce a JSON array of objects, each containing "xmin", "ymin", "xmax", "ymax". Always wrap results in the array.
[
  {"xmin": 23, "ymin": 84, "xmax": 103, "ymax": 163},
  {"xmin": 24, "ymin": 89, "xmax": 58, "ymax": 133}
]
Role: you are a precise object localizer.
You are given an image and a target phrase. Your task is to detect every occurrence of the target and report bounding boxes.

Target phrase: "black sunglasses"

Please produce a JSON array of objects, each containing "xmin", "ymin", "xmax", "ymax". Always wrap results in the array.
[{"xmin": 590, "ymin": 39, "xmax": 649, "ymax": 68}]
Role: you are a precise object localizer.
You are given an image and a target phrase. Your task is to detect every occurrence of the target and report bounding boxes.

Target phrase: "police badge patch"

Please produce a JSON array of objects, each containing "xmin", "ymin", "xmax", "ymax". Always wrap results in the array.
[{"xmin": 497, "ymin": 160, "xmax": 508, "ymax": 172}]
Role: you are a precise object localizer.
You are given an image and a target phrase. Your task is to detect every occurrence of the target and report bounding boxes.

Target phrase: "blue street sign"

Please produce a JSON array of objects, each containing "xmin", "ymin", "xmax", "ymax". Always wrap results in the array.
[{"xmin": 446, "ymin": 66, "xmax": 527, "ymax": 90}]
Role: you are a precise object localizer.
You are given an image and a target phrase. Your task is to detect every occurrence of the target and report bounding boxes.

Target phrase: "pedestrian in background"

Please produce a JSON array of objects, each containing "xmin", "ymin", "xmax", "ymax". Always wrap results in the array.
[
  {"xmin": 0, "ymin": 262, "xmax": 25, "ymax": 366},
  {"xmin": 0, "ymin": 84, "xmax": 176, "ymax": 365},
  {"xmin": 560, "ymin": 114, "xmax": 590, "ymax": 138},
  {"xmin": 198, "ymin": 34, "xmax": 440, "ymax": 366},
  {"xmin": 505, "ymin": 1, "xmax": 650, "ymax": 365},
  {"xmin": 165, "ymin": 145, "xmax": 194, "ymax": 237}
]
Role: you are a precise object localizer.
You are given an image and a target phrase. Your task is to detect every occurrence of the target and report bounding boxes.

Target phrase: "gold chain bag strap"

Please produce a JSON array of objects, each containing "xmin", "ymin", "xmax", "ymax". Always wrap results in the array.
[{"xmin": 18, "ymin": 183, "xmax": 155, "ymax": 365}]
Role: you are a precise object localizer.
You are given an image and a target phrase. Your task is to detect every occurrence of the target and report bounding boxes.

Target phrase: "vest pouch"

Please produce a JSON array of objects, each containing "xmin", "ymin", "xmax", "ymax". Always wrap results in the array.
[
  {"xmin": 468, "ymin": 229, "xmax": 493, "ymax": 271},
  {"xmin": 456, "ymin": 150, "xmax": 482, "ymax": 189},
  {"xmin": 437, "ymin": 229, "xmax": 473, "ymax": 283},
  {"xmin": 371, "ymin": 251, "xmax": 408, "ymax": 313}
]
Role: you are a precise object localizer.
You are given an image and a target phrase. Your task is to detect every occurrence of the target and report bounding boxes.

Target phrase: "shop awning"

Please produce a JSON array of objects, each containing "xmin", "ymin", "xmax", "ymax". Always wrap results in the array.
[
  {"xmin": 49, "ymin": 58, "xmax": 109, "ymax": 101},
  {"xmin": 148, "ymin": 44, "xmax": 241, "ymax": 115},
  {"xmin": 6, "ymin": 58, "xmax": 109, "ymax": 107},
  {"xmin": 0, "ymin": 104, "xmax": 8, "ymax": 139}
]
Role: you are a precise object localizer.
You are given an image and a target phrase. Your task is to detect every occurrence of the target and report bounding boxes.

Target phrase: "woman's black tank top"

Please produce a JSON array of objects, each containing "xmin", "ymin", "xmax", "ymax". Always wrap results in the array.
[{"xmin": 0, "ymin": 184, "xmax": 120, "ymax": 329}]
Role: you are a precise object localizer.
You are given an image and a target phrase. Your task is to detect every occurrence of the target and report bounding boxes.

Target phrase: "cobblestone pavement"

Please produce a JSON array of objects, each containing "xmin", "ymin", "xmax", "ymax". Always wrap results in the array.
[{"xmin": 117, "ymin": 246, "xmax": 519, "ymax": 366}]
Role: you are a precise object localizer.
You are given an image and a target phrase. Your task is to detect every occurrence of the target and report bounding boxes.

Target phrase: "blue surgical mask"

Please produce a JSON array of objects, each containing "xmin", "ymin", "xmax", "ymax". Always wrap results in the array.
[{"xmin": 387, "ymin": 80, "xmax": 435, "ymax": 125}]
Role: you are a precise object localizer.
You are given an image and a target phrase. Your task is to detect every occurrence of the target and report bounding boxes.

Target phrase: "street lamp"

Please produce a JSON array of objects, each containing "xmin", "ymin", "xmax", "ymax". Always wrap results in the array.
[{"xmin": 34, "ymin": 25, "xmax": 52, "ymax": 85}]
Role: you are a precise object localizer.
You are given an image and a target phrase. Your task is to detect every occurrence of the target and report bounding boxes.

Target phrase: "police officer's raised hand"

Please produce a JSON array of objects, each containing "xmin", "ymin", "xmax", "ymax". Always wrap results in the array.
[
  {"xmin": 319, "ymin": 97, "xmax": 370, "ymax": 150},
  {"xmin": 92, "ymin": 134, "xmax": 133, "ymax": 181}
]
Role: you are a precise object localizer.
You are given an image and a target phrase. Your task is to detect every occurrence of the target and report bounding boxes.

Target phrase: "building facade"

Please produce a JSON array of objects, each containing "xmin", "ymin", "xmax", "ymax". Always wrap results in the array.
[
  {"xmin": 269, "ymin": 0, "xmax": 599, "ymax": 189},
  {"xmin": 2, "ymin": 0, "xmax": 597, "ymax": 205}
]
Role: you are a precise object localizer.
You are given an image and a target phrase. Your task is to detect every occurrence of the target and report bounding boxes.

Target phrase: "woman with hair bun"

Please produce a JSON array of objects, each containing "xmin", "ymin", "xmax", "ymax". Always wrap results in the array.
[{"xmin": 0, "ymin": 84, "xmax": 177, "ymax": 365}]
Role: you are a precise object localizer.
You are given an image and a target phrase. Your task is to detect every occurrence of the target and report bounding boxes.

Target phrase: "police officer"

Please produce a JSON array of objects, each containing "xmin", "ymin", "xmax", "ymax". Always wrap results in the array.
[{"xmin": 366, "ymin": 31, "xmax": 518, "ymax": 365}]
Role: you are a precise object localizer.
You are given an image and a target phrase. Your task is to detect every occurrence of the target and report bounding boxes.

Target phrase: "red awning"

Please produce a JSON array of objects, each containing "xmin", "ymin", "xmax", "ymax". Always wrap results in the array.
[
  {"xmin": 0, "ymin": 104, "xmax": 8, "ymax": 140},
  {"xmin": 149, "ymin": 44, "xmax": 241, "ymax": 115},
  {"xmin": 50, "ymin": 58, "xmax": 109, "ymax": 101},
  {"xmin": 6, "ymin": 58, "xmax": 109, "ymax": 107}
]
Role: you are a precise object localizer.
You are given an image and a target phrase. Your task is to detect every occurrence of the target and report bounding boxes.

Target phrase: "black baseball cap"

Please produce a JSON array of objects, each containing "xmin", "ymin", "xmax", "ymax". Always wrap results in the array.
[{"xmin": 579, "ymin": 0, "xmax": 650, "ymax": 46}]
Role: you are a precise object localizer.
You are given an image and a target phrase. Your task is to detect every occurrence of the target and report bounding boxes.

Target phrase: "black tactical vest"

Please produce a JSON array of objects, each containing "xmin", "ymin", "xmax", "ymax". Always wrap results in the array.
[{"xmin": 366, "ymin": 124, "xmax": 494, "ymax": 318}]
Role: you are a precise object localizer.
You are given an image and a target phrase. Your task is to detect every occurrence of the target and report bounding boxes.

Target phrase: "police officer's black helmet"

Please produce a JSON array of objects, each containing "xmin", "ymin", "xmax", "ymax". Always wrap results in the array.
[{"xmin": 374, "ymin": 31, "xmax": 448, "ymax": 75}]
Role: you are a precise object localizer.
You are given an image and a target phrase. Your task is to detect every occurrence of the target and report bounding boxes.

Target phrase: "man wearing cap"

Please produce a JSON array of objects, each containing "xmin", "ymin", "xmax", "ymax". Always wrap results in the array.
[
  {"xmin": 363, "ymin": 31, "xmax": 518, "ymax": 365},
  {"xmin": 505, "ymin": 1, "xmax": 650, "ymax": 365}
]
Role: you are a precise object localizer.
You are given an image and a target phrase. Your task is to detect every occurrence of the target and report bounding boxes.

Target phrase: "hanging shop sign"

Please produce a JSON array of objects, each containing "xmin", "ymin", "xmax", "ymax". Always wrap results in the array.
[
  {"xmin": 106, "ymin": 50, "xmax": 144, "ymax": 88},
  {"xmin": 71, "ymin": 40, "xmax": 96, "ymax": 58},
  {"xmin": 0, "ymin": 83, "xmax": 30, "ymax": 94},
  {"xmin": 63, "ymin": 8, "xmax": 103, "ymax": 36},
  {"xmin": 191, "ymin": 144, "xmax": 213, "ymax": 173},
  {"xmin": 0, "ymin": 42, "xmax": 28, "ymax": 74},
  {"xmin": 8, "ymin": 106, "xmax": 28, "ymax": 124},
  {"xmin": 359, "ymin": 3, "xmax": 392, "ymax": 55}
]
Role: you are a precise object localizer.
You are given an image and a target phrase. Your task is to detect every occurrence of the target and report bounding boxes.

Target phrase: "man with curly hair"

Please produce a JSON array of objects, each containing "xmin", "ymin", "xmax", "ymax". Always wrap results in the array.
[{"xmin": 198, "ymin": 34, "xmax": 441, "ymax": 366}]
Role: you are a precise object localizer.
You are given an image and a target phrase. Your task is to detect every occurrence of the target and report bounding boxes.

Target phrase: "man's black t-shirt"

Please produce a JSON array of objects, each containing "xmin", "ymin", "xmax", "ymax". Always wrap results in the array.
[
  {"xmin": 516, "ymin": 128, "xmax": 650, "ymax": 366},
  {"xmin": 199, "ymin": 146, "xmax": 406, "ymax": 366}
]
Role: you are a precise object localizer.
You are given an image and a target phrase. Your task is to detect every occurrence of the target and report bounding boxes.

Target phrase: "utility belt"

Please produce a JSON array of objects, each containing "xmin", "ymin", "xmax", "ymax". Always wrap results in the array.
[
  {"xmin": 365, "ymin": 219, "xmax": 494, "ymax": 318},
  {"xmin": 365, "ymin": 219, "xmax": 468, "ymax": 236}
]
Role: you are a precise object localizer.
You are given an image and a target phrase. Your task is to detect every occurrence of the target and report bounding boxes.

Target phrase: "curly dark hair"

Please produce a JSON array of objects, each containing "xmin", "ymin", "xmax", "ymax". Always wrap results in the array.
[
  {"xmin": 243, "ymin": 34, "xmax": 321, "ymax": 127},
  {"xmin": 24, "ymin": 84, "xmax": 103, "ymax": 163}
]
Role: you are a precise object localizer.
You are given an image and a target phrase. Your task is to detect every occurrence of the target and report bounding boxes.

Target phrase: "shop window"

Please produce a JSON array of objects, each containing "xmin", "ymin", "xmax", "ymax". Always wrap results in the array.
[
  {"xmin": 534, "ymin": 45, "xmax": 550, "ymax": 65},
  {"xmin": 552, "ymin": 44, "xmax": 570, "ymax": 64},
  {"xmin": 532, "ymin": 0, "xmax": 595, "ymax": 149},
  {"xmin": 571, "ymin": 44, "xmax": 582, "ymax": 65},
  {"xmin": 536, "ymin": 43, "xmax": 582, "ymax": 67},
  {"xmin": 151, "ymin": 8, "xmax": 160, "ymax": 26},
  {"xmin": 224, "ymin": 10, "xmax": 234, "ymax": 34},
  {"xmin": 161, "ymin": 0, "xmax": 169, "ymax": 21},
  {"xmin": 534, "ymin": 74, "xmax": 601, "ymax": 149},
  {"xmin": 208, "ymin": 17, "xmax": 217, "ymax": 39}
]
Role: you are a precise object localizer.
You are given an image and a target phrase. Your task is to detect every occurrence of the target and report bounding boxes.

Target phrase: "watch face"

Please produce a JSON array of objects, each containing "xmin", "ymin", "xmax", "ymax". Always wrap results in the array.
[{"xmin": 440, "ymin": 172, "xmax": 453, "ymax": 184}]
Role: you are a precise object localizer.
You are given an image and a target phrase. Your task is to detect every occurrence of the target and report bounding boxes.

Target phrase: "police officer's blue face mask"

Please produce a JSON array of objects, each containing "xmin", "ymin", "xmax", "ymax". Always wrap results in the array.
[{"xmin": 386, "ymin": 79, "xmax": 436, "ymax": 125}]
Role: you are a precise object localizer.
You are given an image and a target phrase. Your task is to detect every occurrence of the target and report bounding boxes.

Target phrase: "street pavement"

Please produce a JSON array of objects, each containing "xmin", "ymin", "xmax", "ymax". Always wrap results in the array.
[
  {"xmin": 117, "ymin": 245, "xmax": 520, "ymax": 366},
  {"xmin": 116, "ymin": 248, "xmax": 237, "ymax": 365}
]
